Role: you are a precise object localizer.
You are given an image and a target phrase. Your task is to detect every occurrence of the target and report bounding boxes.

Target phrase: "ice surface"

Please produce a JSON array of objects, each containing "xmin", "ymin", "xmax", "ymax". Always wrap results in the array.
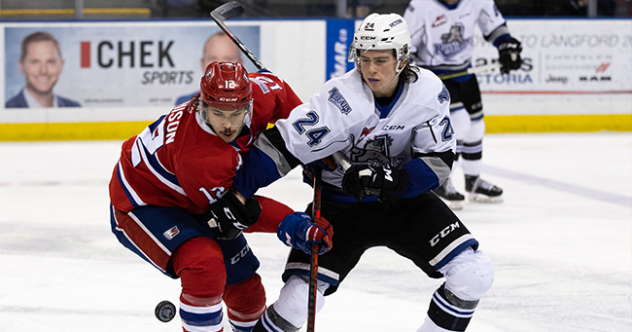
[{"xmin": 0, "ymin": 132, "xmax": 630, "ymax": 331}]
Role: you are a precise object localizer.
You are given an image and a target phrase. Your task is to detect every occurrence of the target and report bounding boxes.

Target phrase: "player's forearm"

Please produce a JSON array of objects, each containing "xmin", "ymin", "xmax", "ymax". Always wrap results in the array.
[
  {"xmin": 234, "ymin": 127, "xmax": 301, "ymax": 198},
  {"xmin": 400, "ymin": 151, "xmax": 454, "ymax": 197}
]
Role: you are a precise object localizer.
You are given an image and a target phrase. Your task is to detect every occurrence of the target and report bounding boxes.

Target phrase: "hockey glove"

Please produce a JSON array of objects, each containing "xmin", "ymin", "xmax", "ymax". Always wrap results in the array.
[
  {"xmin": 206, "ymin": 189, "xmax": 262, "ymax": 240},
  {"xmin": 497, "ymin": 37, "xmax": 522, "ymax": 74},
  {"xmin": 341, "ymin": 164, "xmax": 409, "ymax": 204},
  {"xmin": 277, "ymin": 212, "xmax": 333, "ymax": 255}
]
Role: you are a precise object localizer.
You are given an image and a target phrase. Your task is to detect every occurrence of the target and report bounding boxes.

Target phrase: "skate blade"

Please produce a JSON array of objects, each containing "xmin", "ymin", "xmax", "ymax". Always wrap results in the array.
[
  {"xmin": 468, "ymin": 193, "xmax": 504, "ymax": 203},
  {"xmin": 438, "ymin": 198, "xmax": 464, "ymax": 210}
]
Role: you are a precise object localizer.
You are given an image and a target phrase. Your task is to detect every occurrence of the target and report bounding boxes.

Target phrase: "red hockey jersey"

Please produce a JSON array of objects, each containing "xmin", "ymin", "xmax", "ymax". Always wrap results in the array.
[{"xmin": 109, "ymin": 72, "xmax": 301, "ymax": 225}]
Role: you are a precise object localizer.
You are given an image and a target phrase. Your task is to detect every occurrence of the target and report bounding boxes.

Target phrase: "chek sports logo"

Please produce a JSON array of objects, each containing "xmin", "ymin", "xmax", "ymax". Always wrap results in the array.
[{"xmin": 80, "ymin": 39, "xmax": 195, "ymax": 86}]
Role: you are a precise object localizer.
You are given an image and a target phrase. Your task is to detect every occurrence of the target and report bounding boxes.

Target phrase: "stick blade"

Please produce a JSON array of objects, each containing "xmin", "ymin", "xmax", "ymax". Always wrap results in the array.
[{"xmin": 211, "ymin": 1, "xmax": 244, "ymax": 21}]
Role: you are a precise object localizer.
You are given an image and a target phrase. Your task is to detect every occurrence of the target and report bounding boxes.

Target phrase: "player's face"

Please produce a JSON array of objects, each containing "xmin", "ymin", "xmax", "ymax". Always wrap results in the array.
[
  {"xmin": 19, "ymin": 41, "xmax": 64, "ymax": 96},
  {"xmin": 358, "ymin": 49, "xmax": 400, "ymax": 98},
  {"xmin": 201, "ymin": 35, "xmax": 242, "ymax": 71},
  {"xmin": 201, "ymin": 104, "xmax": 249, "ymax": 143}
]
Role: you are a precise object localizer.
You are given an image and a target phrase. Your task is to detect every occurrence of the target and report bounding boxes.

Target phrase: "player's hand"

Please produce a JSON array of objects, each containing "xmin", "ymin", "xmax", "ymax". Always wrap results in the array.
[
  {"xmin": 341, "ymin": 164, "xmax": 409, "ymax": 204},
  {"xmin": 206, "ymin": 189, "xmax": 261, "ymax": 240},
  {"xmin": 498, "ymin": 37, "xmax": 522, "ymax": 74},
  {"xmin": 277, "ymin": 212, "xmax": 333, "ymax": 255}
]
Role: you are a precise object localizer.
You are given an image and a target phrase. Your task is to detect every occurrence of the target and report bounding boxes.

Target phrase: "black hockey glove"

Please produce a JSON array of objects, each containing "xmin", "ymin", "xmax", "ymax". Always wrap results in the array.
[
  {"xmin": 205, "ymin": 189, "xmax": 261, "ymax": 240},
  {"xmin": 497, "ymin": 37, "xmax": 522, "ymax": 74},
  {"xmin": 341, "ymin": 164, "xmax": 409, "ymax": 204}
]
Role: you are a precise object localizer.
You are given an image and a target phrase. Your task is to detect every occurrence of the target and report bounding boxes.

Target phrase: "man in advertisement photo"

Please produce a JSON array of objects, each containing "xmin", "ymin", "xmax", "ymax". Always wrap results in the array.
[
  {"xmin": 5, "ymin": 31, "xmax": 81, "ymax": 108},
  {"xmin": 175, "ymin": 31, "xmax": 243, "ymax": 105}
]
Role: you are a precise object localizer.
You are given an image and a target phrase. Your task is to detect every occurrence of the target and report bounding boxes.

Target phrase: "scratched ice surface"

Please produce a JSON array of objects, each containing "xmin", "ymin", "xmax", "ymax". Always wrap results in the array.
[{"xmin": 0, "ymin": 132, "xmax": 630, "ymax": 331}]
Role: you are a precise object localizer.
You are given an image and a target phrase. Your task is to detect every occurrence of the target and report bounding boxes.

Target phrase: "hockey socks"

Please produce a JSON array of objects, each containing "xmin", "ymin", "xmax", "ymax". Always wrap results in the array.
[{"xmin": 425, "ymin": 284, "xmax": 478, "ymax": 332}]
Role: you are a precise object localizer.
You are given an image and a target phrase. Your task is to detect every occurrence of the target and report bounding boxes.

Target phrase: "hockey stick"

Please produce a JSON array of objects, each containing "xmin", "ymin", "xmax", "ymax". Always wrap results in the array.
[
  {"xmin": 437, "ymin": 63, "xmax": 501, "ymax": 80},
  {"xmin": 307, "ymin": 167, "xmax": 323, "ymax": 332},
  {"xmin": 210, "ymin": 1, "xmax": 266, "ymax": 71}
]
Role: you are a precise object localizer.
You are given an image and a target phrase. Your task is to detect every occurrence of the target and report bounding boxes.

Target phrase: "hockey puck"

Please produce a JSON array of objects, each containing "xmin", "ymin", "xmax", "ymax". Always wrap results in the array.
[{"xmin": 155, "ymin": 300, "xmax": 176, "ymax": 322}]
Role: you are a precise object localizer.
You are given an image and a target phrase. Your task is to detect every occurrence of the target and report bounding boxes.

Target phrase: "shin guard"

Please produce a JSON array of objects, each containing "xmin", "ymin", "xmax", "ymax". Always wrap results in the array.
[
  {"xmin": 224, "ymin": 273, "xmax": 267, "ymax": 332},
  {"xmin": 173, "ymin": 237, "xmax": 227, "ymax": 332}
]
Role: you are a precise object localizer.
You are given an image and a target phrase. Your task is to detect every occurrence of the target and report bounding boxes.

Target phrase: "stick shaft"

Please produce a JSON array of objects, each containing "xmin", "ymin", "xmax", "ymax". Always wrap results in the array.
[
  {"xmin": 307, "ymin": 167, "xmax": 322, "ymax": 332},
  {"xmin": 210, "ymin": 2, "xmax": 266, "ymax": 70},
  {"xmin": 437, "ymin": 63, "xmax": 501, "ymax": 80}
]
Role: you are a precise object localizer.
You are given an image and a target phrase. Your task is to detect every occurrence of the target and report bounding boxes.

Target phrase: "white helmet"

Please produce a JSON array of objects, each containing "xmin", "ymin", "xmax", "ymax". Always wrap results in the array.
[{"xmin": 348, "ymin": 13, "xmax": 411, "ymax": 74}]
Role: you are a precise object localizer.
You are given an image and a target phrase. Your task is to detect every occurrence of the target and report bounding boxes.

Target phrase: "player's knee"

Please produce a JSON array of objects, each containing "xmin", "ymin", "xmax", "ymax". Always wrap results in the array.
[
  {"xmin": 224, "ymin": 273, "xmax": 266, "ymax": 322},
  {"xmin": 173, "ymin": 237, "xmax": 226, "ymax": 298},
  {"xmin": 442, "ymin": 248, "xmax": 494, "ymax": 302},
  {"xmin": 273, "ymin": 275, "xmax": 327, "ymax": 327},
  {"xmin": 465, "ymin": 119, "xmax": 486, "ymax": 143},
  {"xmin": 450, "ymin": 108, "xmax": 471, "ymax": 141}
]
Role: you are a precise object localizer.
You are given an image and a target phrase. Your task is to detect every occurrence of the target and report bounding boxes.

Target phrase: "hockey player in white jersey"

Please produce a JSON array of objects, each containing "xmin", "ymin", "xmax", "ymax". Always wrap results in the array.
[
  {"xmin": 233, "ymin": 13, "xmax": 494, "ymax": 332},
  {"xmin": 404, "ymin": 0, "xmax": 523, "ymax": 209}
]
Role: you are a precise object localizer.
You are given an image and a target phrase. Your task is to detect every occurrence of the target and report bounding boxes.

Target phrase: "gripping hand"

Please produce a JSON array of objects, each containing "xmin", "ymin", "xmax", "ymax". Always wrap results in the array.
[
  {"xmin": 277, "ymin": 212, "xmax": 333, "ymax": 255},
  {"xmin": 497, "ymin": 37, "xmax": 522, "ymax": 74},
  {"xmin": 341, "ymin": 164, "xmax": 409, "ymax": 204},
  {"xmin": 206, "ymin": 189, "xmax": 261, "ymax": 240}
]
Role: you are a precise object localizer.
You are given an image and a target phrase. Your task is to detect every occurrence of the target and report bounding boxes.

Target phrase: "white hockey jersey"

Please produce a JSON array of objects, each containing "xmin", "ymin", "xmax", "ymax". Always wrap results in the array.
[
  {"xmin": 274, "ymin": 67, "xmax": 455, "ymax": 190},
  {"xmin": 404, "ymin": 0, "xmax": 509, "ymax": 71}
]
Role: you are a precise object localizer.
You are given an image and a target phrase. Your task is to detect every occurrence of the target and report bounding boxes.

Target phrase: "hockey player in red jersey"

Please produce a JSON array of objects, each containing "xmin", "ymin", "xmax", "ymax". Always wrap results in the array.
[{"xmin": 108, "ymin": 61, "xmax": 333, "ymax": 332}]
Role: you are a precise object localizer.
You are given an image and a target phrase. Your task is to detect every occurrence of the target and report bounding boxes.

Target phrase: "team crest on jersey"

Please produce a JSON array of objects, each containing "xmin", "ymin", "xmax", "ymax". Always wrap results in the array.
[
  {"xmin": 438, "ymin": 85, "xmax": 450, "ymax": 103},
  {"xmin": 163, "ymin": 226, "xmax": 180, "ymax": 240},
  {"xmin": 350, "ymin": 134, "xmax": 405, "ymax": 168},
  {"xmin": 434, "ymin": 23, "xmax": 471, "ymax": 59},
  {"xmin": 327, "ymin": 87, "xmax": 352, "ymax": 115}
]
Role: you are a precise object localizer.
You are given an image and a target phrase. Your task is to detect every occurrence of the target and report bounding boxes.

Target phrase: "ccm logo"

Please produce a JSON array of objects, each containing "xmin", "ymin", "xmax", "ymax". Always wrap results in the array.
[
  {"xmin": 220, "ymin": 97, "xmax": 238, "ymax": 102},
  {"xmin": 429, "ymin": 222, "xmax": 460, "ymax": 247}
]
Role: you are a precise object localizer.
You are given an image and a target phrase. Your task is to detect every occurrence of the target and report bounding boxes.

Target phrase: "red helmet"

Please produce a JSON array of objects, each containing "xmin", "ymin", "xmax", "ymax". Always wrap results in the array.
[{"xmin": 200, "ymin": 61, "xmax": 252, "ymax": 111}]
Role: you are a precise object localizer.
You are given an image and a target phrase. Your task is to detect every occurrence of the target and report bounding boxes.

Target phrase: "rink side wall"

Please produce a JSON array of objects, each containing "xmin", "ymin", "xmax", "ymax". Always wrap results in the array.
[{"xmin": 0, "ymin": 18, "xmax": 630, "ymax": 141}]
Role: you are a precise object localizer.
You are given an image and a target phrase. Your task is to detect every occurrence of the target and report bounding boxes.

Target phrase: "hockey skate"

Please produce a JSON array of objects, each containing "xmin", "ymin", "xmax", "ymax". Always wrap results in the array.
[
  {"xmin": 465, "ymin": 175, "xmax": 503, "ymax": 203},
  {"xmin": 432, "ymin": 178, "xmax": 464, "ymax": 210}
]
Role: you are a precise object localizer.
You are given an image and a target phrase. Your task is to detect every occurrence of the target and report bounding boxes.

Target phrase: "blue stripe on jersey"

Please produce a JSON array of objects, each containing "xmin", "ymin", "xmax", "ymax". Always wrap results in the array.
[
  {"xmin": 400, "ymin": 158, "xmax": 441, "ymax": 198},
  {"xmin": 138, "ymin": 140, "xmax": 180, "ymax": 187},
  {"xmin": 116, "ymin": 163, "xmax": 142, "ymax": 208},
  {"xmin": 437, "ymin": 0, "xmax": 461, "ymax": 10},
  {"xmin": 374, "ymin": 79, "xmax": 405, "ymax": 119},
  {"xmin": 148, "ymin": 115, "xmax": 166, "ymax": 132},
  {"xmin": 234, "ymin": 145, "xmax": 283, "ymax": 199}
]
